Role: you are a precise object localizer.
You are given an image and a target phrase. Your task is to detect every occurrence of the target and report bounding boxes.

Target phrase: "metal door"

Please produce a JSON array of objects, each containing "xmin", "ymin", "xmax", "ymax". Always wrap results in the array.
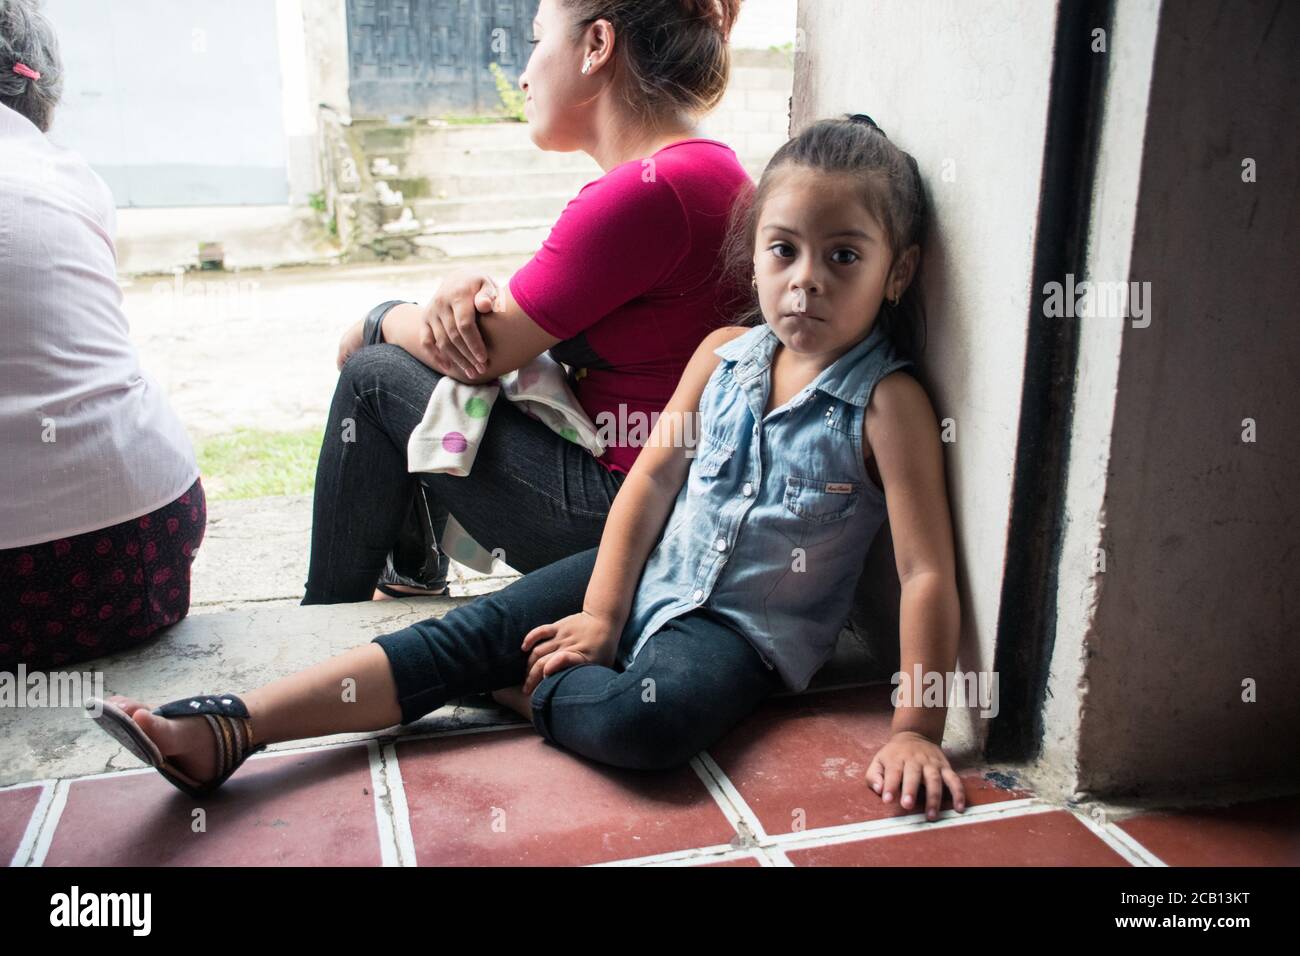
[{"xmin": 347, "ymin": 0, "xmax": 539, "ymax": 117}]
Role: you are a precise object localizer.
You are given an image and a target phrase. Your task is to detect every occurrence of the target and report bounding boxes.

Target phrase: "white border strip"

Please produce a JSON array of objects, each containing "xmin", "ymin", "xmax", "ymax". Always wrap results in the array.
[
  {"xmin": 379, "ymin": 741, "xmax": 418, "ymax": 867},
  {"xmin": 366, "ymin": 739, "xmax": 401, "ymax": 867},
  {"xmin": 595, "ymin": 842, "xmax": 749, "ymax": 867},
  {"xmin": 693, "ymin": 751, "xmax": 769, "ymax": 842},
  {"xmin": 765, "ymin": 796, "xmax": 1050, "ymax": 849},
  {"xmin": 26, "ymin": 779, "xmax": 70, "ymax": 867},
  {"xmin": 1073, "ymin": 810, "xmax": 1167, "ymax": 866},
  {"xmin": 5, "ymin": 780, "xmax": 54, "ymax": 867}
]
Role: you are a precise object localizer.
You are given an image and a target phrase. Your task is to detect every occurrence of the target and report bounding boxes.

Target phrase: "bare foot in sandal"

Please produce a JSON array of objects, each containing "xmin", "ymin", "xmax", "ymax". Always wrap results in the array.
[{"xmin": 106, "ymin": 694, "xmax": 221, "ymax": 787}]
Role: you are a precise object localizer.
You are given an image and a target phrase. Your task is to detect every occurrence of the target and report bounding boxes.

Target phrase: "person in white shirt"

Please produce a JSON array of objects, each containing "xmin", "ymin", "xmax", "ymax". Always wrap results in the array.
[{"xmin": 0, "ymin": 0, "xmax": 204, "ymax": 670}]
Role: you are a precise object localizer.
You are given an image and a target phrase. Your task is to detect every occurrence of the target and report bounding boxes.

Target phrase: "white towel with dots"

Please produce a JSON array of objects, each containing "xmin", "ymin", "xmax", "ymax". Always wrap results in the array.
[{"xmin": 406, "ymin": 351, "xmax": 605, "ymax": 574}]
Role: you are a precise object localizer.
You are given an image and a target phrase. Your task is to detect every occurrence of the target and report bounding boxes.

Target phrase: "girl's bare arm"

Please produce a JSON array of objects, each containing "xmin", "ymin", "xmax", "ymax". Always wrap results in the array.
[
  {"xmin": 865, "ymin": 371, "xmax": 962, "ymax": 744},
  {"xmin": 580, "ymin": 326, "xmax": 748, "ymax": 631}
]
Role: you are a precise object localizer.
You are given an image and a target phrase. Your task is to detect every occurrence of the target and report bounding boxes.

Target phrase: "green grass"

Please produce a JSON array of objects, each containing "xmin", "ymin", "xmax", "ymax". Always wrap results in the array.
[{"xmin": 196, "ymin": 428, "xmax": 323, "ymax": 501}]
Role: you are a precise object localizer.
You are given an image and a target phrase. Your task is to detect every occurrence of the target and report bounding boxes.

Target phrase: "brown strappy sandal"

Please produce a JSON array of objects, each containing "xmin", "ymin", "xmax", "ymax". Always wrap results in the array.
[{"xmin": 85, "ymin": 693, "xmax": 265, "ymax": 798}]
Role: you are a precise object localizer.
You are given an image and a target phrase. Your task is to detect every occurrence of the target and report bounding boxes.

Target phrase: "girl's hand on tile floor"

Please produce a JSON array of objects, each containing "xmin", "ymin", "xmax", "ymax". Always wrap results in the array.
[{"xmin": 867, "ymin": 730, "xmax": 968, "ymax": 821}]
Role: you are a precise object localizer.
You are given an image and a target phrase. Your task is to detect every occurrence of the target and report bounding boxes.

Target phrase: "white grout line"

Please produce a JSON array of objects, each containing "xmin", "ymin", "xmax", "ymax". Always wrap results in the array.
[
  {"xmin": 761, "ymin": 846, "xmax": 794, "ymax": 866},
  {"xmin": 687, "ymin": 755, "xmax": 753, "ymax": 837},
  {"xmin": 1072, "ymin": 810, "xmax": 1167, "ymax": 866},
  {"xmin": 592, "ymin": 796, "xmax": 1058, "ymax": 867},
  {"xmin": 59, "ymin": 734, "xmax": 375, "ymax": 786},
  {"xmin": 366, "ymin": 740, "xmax": 401, "ymax": 867},
  {"xmin": 594, "ymin": 842, "xmax": 748, "ymax": 867},
  {"xmin": 379, "ymin": 741, "xmax": 418, "ymax": 867},
  {"xmin": 764, "ymin": 797, "xmax": 1056, "ymax": 853},
  {"xmin": 693, "ymin": 751, "xmax": 770, "ymax": 842},
  {"xmin": 7, "ymin": 780, "xmax": 54, "ymax": 868},
  {"xmin": 26, "ymin": 779, "xmax": 70, "ymax": 867}
]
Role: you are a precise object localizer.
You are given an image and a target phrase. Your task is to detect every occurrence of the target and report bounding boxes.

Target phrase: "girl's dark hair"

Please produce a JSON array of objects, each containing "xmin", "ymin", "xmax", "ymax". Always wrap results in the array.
[
  {"xmin": 561, "ymin": 0, "xmax": 740, "ymax": 128},
  {"xmin": 716, "ymin": 113, "xmax": 929, "ymax": 361}
]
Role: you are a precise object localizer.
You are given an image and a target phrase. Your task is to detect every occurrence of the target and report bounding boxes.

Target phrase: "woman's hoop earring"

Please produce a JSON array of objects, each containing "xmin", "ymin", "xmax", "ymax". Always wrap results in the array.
[{"xmin": 751, "ymin": 275, "xmax": 757, "ymax": 288}]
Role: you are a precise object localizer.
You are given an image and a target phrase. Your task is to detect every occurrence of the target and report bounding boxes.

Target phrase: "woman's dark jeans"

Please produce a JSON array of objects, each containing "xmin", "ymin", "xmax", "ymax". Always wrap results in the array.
[
  {"xmin": 302, "ymin": 344, "xmax": 626, "ymax": 604},
  {"xmin": 373, "ymin": 547, "xmax": 786, "ymax": 770}
]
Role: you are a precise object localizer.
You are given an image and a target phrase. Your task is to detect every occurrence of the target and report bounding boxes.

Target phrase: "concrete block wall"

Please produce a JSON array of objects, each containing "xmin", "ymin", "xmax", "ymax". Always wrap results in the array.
[{"xmin": 699, "ymin": 48, "xmax": 795, "ymax": 177}]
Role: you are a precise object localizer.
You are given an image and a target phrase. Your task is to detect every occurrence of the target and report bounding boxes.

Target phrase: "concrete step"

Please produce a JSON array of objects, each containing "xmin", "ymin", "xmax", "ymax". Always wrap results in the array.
[
  {"xmin": 412, "ymin": 191, "xmax": 576, "ymax": 225},
  {"xmin": 413, "ymin": 168, "xmax": 600, "ymax": 198},
  {"xmin": 387, "ymin": 144, "xmax": 603, "ymax": 176},
  {"xmin": 0, "ymin": 593, "xmax": 892, "ymax": 787},
  {"xmin": 189, "ymin": 494, "xmax": 520, "ymax": 612},
  {"xmin": 413, "ymin": 225, "xmax": 550, "ymax": 260}
]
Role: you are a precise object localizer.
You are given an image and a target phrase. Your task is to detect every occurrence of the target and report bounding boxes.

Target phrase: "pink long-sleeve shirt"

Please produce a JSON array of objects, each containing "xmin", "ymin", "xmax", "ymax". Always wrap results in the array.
[{"xmin": 508, "ymin": 138, "xmax": 753, "ymax": 475}]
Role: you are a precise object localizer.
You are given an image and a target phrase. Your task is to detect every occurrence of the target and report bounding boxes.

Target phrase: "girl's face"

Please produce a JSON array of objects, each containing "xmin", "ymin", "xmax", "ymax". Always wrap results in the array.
[
  {"xmin": 753, "ymin": 167, "xmax": 914, "ymax": 358},
  {"xmin": 519, "ymin": 0, "xmax": 604, "ymax": 152}
]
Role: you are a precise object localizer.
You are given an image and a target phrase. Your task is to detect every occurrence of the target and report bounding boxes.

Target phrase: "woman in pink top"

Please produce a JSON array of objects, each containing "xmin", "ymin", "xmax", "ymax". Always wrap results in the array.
[{"xmin": 304, "ymin": 0, "xmax": 752, "ymax": 602}]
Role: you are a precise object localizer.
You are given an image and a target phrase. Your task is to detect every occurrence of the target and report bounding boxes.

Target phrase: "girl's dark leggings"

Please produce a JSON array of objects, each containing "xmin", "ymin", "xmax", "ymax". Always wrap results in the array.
[{"xmin": 373, "ymin": 547, "xmax": 786, "ymax": 771}]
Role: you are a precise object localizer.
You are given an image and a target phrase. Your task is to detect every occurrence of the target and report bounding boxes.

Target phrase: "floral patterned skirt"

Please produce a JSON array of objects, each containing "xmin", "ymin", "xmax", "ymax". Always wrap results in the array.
[{"xmin": 0, "ymin": 476, "xmax": 206, "ymax": 671}]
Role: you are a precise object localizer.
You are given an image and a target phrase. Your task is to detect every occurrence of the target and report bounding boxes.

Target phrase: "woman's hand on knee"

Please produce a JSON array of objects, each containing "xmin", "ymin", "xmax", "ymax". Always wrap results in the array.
[
  {"xmin": 424, "ymin": 271, "xmax": 498, "ymax": 378},
  {"xmin": 519, "ymin": 611, "xmax": 618, "ymax": 695}
]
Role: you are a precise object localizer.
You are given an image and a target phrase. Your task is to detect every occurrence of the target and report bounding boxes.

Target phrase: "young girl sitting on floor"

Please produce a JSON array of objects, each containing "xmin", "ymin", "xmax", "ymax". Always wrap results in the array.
[{"xmin": 89, "ymin": 114, "xmax": 968, "ymax": 822}]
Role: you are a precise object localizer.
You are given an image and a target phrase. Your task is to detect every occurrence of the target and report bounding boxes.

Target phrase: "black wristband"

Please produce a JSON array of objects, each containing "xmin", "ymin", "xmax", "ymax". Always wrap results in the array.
[{"xmin": 362, "ymin": 300, "xmax": 413, "ymax": 346}]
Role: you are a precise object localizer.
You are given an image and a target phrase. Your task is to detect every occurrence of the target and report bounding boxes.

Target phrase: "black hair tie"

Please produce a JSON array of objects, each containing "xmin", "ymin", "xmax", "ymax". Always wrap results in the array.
[{"xmin": 848, "ymin": 113, "xmax": 887, "ymax": 137}]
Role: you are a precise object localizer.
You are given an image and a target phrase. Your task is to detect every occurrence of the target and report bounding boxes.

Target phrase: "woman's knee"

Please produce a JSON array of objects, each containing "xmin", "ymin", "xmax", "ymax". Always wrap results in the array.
[{"xmin": 339, "ymin": 343, "xmax": 436, "ymax": 399}]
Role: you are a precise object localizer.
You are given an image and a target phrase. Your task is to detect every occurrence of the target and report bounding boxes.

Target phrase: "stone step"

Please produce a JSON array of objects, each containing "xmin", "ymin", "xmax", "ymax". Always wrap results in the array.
[
  {"xmin": 389, "ymin": 145, "xmax": 603, "ymax": 176},
  {"xmin": 189, "ymin": 494, "xmax": 519, "ymax": 612},
  {"xmin": 0, "ymin": 593, "xmax": 892, "ymax": 787},
  {"xmin": 410, "ymin": 168, "xmax": 600, "ymax": 198},
  {"xmin": 413, "ymin": 225, "xmax": 550, "ymax": 260},
  {"xmin": 411, "ymin": 191, "xmax": 576, "ymax": 225}
]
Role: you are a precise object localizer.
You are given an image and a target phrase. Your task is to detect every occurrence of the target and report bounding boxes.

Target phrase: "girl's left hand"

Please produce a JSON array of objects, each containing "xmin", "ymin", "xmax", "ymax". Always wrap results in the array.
[
  {"xmin": 519, "ymin": 611, "xmax": 619, "ymax": 696},
  {"xmin": 866, "ymin": 731, "xmax": 968, "ymax": 821}
]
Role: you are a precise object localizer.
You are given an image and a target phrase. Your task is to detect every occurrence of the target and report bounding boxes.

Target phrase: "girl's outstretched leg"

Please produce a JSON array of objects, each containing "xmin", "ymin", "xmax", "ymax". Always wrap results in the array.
[
  {"xmin": 105, "ymin": 642, "xmax": 404, "ymax": 788},
  {"xmin": 103, "ymin": 546, "xmax": 602, "ymax": 789}
]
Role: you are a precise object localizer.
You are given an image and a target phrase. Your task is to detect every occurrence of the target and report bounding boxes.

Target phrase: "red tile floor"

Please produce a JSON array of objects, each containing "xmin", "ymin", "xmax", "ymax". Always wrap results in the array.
[{"xmin": 5, "ymin": 685, "xmax": 1298, "ymax": 866}]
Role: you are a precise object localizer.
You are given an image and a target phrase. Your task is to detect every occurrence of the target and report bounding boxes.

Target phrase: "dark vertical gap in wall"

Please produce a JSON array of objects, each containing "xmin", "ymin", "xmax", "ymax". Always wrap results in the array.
[{"xmin": 986, "ymin": 0, "xmax": 1115, "ymax": 762}]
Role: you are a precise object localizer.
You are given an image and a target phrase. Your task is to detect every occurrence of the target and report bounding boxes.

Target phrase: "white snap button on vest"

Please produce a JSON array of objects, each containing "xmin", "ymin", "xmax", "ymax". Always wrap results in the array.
[
  {"xmin": 715, "ymin": 538, "xmax": 727, "ymax": 552},
  {"xmin": 742, "ymin": 482, "xmax": 754, "ymax": 497},
  {"xmin": 693, "ymin": 589, "xmax": 704, "ymax": 603}
]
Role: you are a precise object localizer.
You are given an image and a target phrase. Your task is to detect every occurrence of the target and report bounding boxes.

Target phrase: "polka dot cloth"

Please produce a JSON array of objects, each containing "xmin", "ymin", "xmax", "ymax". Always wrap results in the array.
[{"xmin": 0, "ymin": 477, "xmax": 207, "ymax": 670}]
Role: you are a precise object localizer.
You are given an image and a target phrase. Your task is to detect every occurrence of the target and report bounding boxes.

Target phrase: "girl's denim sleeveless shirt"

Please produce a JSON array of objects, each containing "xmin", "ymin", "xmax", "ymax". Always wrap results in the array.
[{"xmin": 618, "ymin": 320, "xmax": 915, "ymax": 692}]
